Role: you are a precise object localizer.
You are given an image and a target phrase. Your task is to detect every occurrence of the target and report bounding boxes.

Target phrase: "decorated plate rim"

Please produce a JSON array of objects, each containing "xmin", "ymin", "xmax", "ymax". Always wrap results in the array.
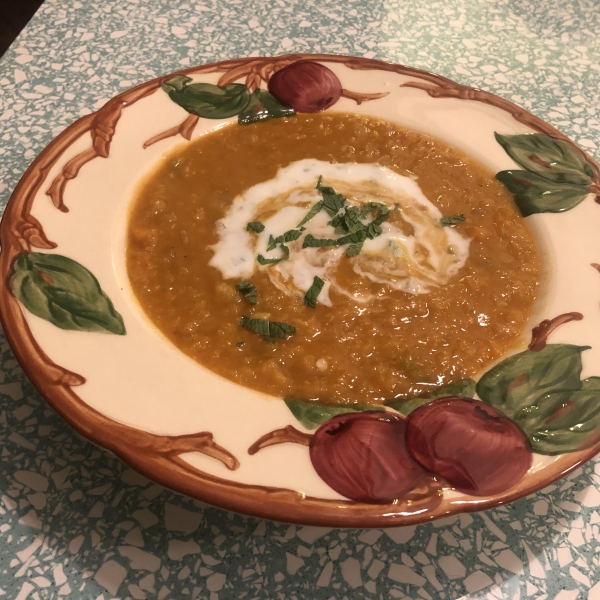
[{"xmin": 1, "ymin": 53, "xmax": 599, "ymax": 527}]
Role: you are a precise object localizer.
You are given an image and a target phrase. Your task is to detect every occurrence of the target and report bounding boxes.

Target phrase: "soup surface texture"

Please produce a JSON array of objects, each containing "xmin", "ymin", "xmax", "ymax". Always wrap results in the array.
[{"xmin": 127, "ymin": 113, "xmax": 541, "ymax": 406}]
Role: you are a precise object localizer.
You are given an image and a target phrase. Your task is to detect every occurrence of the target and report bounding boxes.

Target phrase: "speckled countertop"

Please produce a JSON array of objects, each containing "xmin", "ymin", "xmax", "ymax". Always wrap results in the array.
[{"xmin": 0, "ymin": 0, "xmax": 599, "ymax": 598}]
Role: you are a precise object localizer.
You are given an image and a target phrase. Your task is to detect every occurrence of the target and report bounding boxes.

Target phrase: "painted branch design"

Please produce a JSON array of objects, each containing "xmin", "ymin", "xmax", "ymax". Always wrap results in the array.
[
  {"xmin": 42, "ymin": 55, "xmax": 600, "ymax": 215},
  {"xmin": 3, "ymin": 55, "xmax": 600, "ymax": 524},
  {"xmin": 528, "ymin": 312, "xmax": 584, "ymax": 351},
  {"xmin": 401, "ymin": 80, "xmax": 575, "ymax": 143},
  {"xmin": 13, "ymin": 215, "xmax": 57, "ymax": 251},
  {"xmin": 46, "ymin": 86, "xmax": 159, "ymax": 212},
  {"xmin": 134, "ymin": 431, "xmax": 239, "ymax": 470},
  {"xmin": 143, "ymin": 114, "xmax": 199, "ymax": 148},
  {"xmin": 340, "ymin": 89, "xmax": 389, "ymax": 105},
  {"xmin": 248, "ymin": 425, "xmax": 312, "ymax": 455}
]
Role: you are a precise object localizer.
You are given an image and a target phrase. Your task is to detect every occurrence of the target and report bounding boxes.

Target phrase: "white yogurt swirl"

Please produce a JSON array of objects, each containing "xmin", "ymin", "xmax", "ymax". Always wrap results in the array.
[{"xmin": 210, "ymin": 159, "xmax": 471, "ymax": 305}]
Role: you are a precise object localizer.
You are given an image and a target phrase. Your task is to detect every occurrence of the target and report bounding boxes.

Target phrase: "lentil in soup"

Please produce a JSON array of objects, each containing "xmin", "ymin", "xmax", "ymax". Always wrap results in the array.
[{"xmin": 126, "ymin": 113, "xmax": 541, "ymax": 405}]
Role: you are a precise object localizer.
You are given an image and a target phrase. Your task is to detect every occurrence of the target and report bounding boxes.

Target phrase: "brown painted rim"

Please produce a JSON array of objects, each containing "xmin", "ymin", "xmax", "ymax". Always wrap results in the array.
[{"xmin": 1, "ymin": 54, "xmax": 599, "ymax": 528}]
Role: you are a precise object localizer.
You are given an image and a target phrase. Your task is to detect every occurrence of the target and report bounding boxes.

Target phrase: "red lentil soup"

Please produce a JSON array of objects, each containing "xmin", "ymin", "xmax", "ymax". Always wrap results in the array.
[{"xmin": 126, "ymin": 113, "xmax": 541, "ymax": 405}]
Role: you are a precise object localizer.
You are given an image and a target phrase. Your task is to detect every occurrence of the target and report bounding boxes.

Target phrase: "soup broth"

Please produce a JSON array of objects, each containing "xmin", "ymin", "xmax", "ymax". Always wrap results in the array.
[{"xmin": 127, "ymin": 113, "xmax": 541, "ymax": 405}]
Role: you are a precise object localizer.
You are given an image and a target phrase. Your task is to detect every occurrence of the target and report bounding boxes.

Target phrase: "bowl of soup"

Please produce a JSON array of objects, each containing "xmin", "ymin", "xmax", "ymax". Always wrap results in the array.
[{"xmin": 1, "ymin": 54, "xmax": 599, "ymax": 526}]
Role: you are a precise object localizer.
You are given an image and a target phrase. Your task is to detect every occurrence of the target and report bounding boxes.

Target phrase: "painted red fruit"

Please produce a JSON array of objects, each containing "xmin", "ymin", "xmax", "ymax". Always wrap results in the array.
[
  {"xmin": 309, "ymin": 412, "xmax": 426, "ymax": 503},
  {"xmin": 268, "ymin": 61, "xmax": 342, "ymax": 113},
  {"xmin": 405, "ymin": 397, "xmax": 533, "ymax": 496}
]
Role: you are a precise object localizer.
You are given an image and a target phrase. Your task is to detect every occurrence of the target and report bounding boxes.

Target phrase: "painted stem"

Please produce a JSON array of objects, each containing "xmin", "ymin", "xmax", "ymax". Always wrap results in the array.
[
  {"xmin": 145, "ymin": 432, "xmax": 240, "ymax": 470},
  {"xmin": 46, "ymin": 86, "xmax": 159, "ymax": 211},
  {"xmin": 143, "ymin": 114, "xmax": 200, "ymax": 148},
  {"xmin": 340, "ymin": 89, "xmax": 389, "ymax": 105},
  {"xmin": 528, "ymin": 312, "xmax": 584, "ymax": 352},
  {"xmin": 588, "ymin": 183, "xmax": 600, "ymax": 195},
  {"xmin": 248, "ymin": 425, "xmax": 312, "ymax": 456},
  {"xmin": 401, "ymin": 81, "xmax": 579, "ymax": 144}
]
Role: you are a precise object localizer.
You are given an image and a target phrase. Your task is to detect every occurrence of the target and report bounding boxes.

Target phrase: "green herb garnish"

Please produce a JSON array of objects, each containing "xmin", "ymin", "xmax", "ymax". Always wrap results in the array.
[
  {"xmin": 261, "ymin": 232, "xmax": 299, "ymax": 264},
  {"xmin": 269, "ymin": 229, "xmax": 303, "ymax": 249},
  {"xmin": 296, "ymin": 175, "xmax": 347, "ymax": 227},
  {"xmin": 247, "ymin": 221, "xmax": 265, "ymax": 233},
  {"xmin": 336, "ymin": 229, "xmax": 368, "ymax": 246},
  {"xmin": 304, "ymin": 276, "xmax": 325, "ymax": 308},
  {"xmin": 279, "ymin": 179, "xmax": 391, "ymax": 262},
  {"xmin": 257, "ymin": 244, "xmax": 290, "ymax": 265},
  {"xmin": 235, "ymin": 281, "xmax": 257, "ymax": 304},
  {"xmin": 440, "ymin": 214, "xmax": 466, "ymax": 226},
  {"xmin": 316, "ymin": 176, "xmax": 347, "ymax": 217},
  {"xmin": 240, "ymin": 315, "xmax": 296, "ymax": 342},
  {"xmin": 329, "ymin": 202, "xmax": 389, "ymax": 252},
  {"xmin": 346, "ymin": 242, "xmax": 364, "ymax": 257},
  {"xmin": 266, "ymin": 235, "xmax": 277, "ymax": 252},
  {"xmin": 302, "ymin": 233, "xmax": 340, "ymax": 249},
  {"xmin": 297, "ymin": 200, "xmax": 324, "ymax": 227},
  {"xmin": 236, "ymin": 341, "xmax": 245, "ymax": 347},
  {"xmin": 330, "ymin": 206, "xmax": 363, "ymax": 235}
]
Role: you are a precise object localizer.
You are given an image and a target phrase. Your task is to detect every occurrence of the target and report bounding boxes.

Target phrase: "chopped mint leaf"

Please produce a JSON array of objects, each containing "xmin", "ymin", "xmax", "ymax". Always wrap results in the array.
[
  {"xmin": 365, "ymin": 222, "xmax": 383, "ymax": 239},
  {"xmin": 330, "ymin": 206, "xmax": 363, "ymax": 235},
  {"xmin": 266, "ymin": 235, "xmax": 277, "ymax": 252},
  {"xmin": 304, "ymin": 276, "xmax": 325, "ymax": 308},
  {"xmin": 297, "ymin": 200, "xmax": 324, "ymax": 227},
  {"xmin": 321, "ymin": 193, "xmax": 346, "ymax": 217},
  {"xmin": 302, "ymin": 234, "xmax": 339, "ymax": 248},
  {"xmin": 257, "ymin": 254, "xmax": 282, "ymax": 265},
  {"xmin": 240, "ymin": 315, "xmax": 269, "ymax": 337},
  {"xmin": 360, "ymin": 202, "xmax": 389, "ymax": 226},
  {"xmin": 257, "ymin": 244, "xmax": 290, "ymax": 265},
  {"xmin": 371, "ymin": 203, "xmax": 390, "ymax": 226},
  {"xmin": 346, "ymin": 242, "xmax": 364, "ymax": 257},
  {"xmin": 247, "ymin": 221, "xmax": 265, "ymax": 233},
  {"xmin": 359, "ymin": 203, "xmax": 374, "ymax": 218},
  {"xmin": 440, "ymin": 214, "xmax": 466, "ymax": 226},
  {"xmin": 275, "ymin": 229, "xmax": 303, "ymax": 244},
  {"xmin": 336, "ymin": 229, "xmax": 368, "ymax": 245},
  {"xmin": 269, "ymin": 321, "xmax": 296, "ymax": 339},
  {"xmin": 316, "ymin": 176, "xmax": 346, "ymax": 217},
  {"xmin": 235, "ymin": 281, "xmax": 257, "ymax": 304},
  {"xmin": 266, "ymin": 230, "xmax": 302, "ymax": 253},
  {"xmin": 240, "ymin": 315, "xmax": 296, "ymax": 341}
]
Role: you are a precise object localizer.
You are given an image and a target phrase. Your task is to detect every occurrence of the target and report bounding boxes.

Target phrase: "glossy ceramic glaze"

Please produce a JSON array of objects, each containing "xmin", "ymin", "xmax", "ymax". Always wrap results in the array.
[{"xmin": 1, "ymin": 55, "xmax": 599, "ymax": 527}]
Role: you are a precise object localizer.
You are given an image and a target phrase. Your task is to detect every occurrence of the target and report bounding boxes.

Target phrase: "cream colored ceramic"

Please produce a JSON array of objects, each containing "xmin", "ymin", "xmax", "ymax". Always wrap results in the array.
[{"xmin": 1, "ymin": 55, "xmax": 599, "ymax": 527}]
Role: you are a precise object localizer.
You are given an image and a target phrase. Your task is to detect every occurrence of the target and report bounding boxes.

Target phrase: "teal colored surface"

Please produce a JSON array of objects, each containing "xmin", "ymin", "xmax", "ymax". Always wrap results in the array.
[{"xmin": 0, "ymin": 0, "xmax": 599, "ymax": 598}]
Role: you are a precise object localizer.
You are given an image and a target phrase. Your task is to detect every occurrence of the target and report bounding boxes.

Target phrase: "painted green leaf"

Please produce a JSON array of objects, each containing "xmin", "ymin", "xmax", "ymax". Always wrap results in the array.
[
  {"xmin": 285, "ymin": 398, "xmax": 385, "ymax": 430},
  {"xmin": 11, "ymin": 252, "xmax": 126, "ymax": 335},
  {"xmin": 238, "ymin": 89, "xmax": 295, "ymax": 125},
  {"xmin": 495, "ymin": 133, "xmax": 596, "ymax": 186},
  {"xmin": 582, "ymin": 376, "xmax": 600, "ymax": 390},
  {"xmin": 474, "ymin": 344, "xmax": 600, "ymax": 454},
  {"xmin": 162, "ymin": 76, "xmax": 251, "ymax": 119},
  {"xmin": 515, "ymin": 375, "xmax": 600, "ymax": 454},
  {"xmin": 476, "ymin": 344, "xmax": 587, "ymax": 419},
  {"xmin": 386, "ymin": 378, "xmax": 476, "ymax": 416},
  {"xmin": 525, "ymin": 388, "xmax": 600, "ymax": 455},
  {"xmin": 495, "ymin": 170, "xmax": 590, "ymax": 216}
]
